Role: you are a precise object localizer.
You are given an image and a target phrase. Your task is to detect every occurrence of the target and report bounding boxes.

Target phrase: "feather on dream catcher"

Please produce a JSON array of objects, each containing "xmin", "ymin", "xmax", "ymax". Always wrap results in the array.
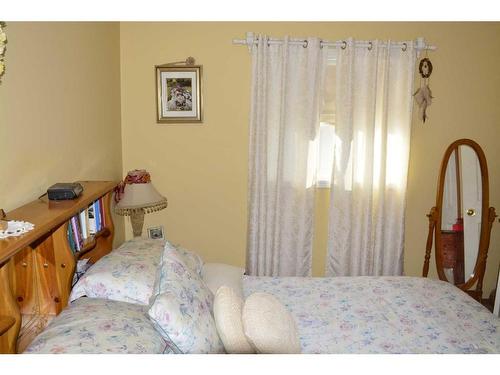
[{"xmin": 413, "ymin": 57, "xmax": 434, "ymax": 123}]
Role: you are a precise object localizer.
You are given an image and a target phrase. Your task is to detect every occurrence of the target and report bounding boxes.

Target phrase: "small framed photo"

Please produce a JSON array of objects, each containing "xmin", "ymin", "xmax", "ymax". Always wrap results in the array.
[
  {"xmin": 156, "ymin": 65, "xmax": 202, "ymax": 123},
  {"xmin": 147, "ymin": 226, "xmax": 165, "ymax": 240}
]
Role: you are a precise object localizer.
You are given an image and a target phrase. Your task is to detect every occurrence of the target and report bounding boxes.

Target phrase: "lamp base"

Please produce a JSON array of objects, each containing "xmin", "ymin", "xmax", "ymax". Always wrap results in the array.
[{"xmin": 130, "ymin": 211, "xmax": 145, "ymax": 237}]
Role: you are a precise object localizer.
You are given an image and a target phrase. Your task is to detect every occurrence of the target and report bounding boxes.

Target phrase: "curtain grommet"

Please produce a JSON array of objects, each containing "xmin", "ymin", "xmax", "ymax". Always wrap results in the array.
[
  {"xmin": 368, "ymin": 41, "xmax": 373, "ymax": 51},
  {"xmin": 303, "ymin": 40, "xmax": 308, "ymax": 48},
  {"xmin": 402, "ymin": 42, "xmax": 407, "ymax": 52},
  {"xmin": 319, "ymin": 40, "xmax": 324, "ymax": 49},
  {"xmin": 341, "ymin": 41, "xmax": 347, "ymax": 50}
]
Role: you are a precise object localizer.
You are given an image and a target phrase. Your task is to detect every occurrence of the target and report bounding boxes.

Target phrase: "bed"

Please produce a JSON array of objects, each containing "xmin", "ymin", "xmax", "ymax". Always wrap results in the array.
[
  {"xmin": 2, "ymin": 181, "xmax": 497, "ymax": 354},
  {"xmin": 243, "ymin": 276, "xmax": 499, "ymax": 353},
  {"xmin": 24, "ymin": 238, "xmax": 500, "ymax": 354}
]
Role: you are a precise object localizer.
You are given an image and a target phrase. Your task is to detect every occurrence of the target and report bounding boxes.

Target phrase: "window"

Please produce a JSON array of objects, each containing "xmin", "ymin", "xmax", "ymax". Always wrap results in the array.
[
  {"xmin": 316, "ymin": 51, "xmax": 337, "ymax": 188},
  {"xmin": 316, "ymin": 122, "xmax": 335, "ymax": 187},
  {"xmin": 315, "ymin": 49, "xmax": 411, "ymax": 191}
]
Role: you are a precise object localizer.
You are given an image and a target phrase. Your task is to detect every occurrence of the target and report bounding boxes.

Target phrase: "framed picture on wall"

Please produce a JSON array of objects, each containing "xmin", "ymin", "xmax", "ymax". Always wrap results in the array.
[{"xmin": 155, "ymin": 65, "xmax": 202, "ymax": 123}]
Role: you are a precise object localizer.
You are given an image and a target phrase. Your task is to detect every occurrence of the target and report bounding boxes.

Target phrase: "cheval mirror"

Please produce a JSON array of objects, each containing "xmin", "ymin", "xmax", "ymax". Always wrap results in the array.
[{"xmin": 423, "ymin": 139, "xmax": 496, "ymax": 302}]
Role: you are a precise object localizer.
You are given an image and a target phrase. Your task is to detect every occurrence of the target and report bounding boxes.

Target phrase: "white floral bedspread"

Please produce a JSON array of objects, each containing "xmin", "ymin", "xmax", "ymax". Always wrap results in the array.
[
  {"xmin": 25, "ymin": 298, "xmax": 174, "ymax": 354},
  {"xmin": 243, "ymin": 276, "xmax": 500, "ymax": 354}
]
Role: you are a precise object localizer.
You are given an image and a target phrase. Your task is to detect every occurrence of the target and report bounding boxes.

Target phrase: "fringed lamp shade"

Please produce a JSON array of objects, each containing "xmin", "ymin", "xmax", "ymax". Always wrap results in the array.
[
  {"xmin": 114, "ymin": 170, "xmax": 168, "ymax": 237},
  {"xmin": 115, "ymin": 183, "xmax": 168, "ymax": 216}
]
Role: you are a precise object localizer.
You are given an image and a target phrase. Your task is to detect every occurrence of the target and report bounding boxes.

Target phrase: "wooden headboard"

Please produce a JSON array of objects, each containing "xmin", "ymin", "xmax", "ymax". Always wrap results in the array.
[{"xmin": 0, "ymin": 180, "xmax": 117, "ymax": 353}]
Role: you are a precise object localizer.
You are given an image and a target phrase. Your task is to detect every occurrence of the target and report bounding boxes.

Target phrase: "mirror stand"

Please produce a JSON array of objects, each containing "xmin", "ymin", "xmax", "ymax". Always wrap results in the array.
[
  {"xmin": 423, "ymin": 207, "xmax": 437, "ymax": 278},
  {"xmin": 424, "ymin": 205, "xmax": 496, "ymax": 301},
  {"xmin": 423, "ymin": 139, "xmax": 497, "ymax": 303}
]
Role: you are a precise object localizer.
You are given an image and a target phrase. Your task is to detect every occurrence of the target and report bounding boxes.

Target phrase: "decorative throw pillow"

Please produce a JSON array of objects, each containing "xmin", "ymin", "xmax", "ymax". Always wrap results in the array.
[
  {"xmin": 202, "ymin": 263, "xmax": 245, "ymax": 300},
  {"xmin": 148, "ymin": 250, "xmax": 225, "ymax": 354},
  {"xmin": 213, "ymin": 286, "xmax": 255, "ymax": 354},
  {"xmin": 163, "ymin": 240, "xmax": 204, "ymax": 276},
  {"xmin": 242, "ymin": 292, "xmax": 301, "ymax": 354}
]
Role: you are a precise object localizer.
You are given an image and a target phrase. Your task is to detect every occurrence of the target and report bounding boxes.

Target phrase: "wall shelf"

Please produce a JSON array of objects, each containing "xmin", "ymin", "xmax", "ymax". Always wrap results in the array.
[{"xmin": 76, "ymin": 227, "xmax": 111, "ymax": 260}]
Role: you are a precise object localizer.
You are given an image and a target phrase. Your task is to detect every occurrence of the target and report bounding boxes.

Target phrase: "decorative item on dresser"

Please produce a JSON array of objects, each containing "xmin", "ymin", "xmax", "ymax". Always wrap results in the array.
[
  {"xmin": 423, "ymin": 139, "xmax": 497, "ymax": 303},
  {"xmin": 114, "ymin": 169, "xmax": 168, "ymax": 237},
  {"xmin": 0, "ymin": 180, "xmax": 117, "ymax": 353}
]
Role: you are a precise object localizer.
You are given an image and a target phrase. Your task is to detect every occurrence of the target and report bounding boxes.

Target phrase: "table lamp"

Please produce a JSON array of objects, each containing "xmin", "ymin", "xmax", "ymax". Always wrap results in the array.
[{"xmin": 114, "ymin": 170, "xmax": 168, "ymax": 237}]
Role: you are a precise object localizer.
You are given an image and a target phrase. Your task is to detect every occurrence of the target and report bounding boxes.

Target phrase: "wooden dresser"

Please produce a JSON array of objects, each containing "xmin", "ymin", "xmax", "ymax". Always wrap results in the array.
[{"xmin": 0, "ymin": 181, "xmax": 117, "ymax": 353}]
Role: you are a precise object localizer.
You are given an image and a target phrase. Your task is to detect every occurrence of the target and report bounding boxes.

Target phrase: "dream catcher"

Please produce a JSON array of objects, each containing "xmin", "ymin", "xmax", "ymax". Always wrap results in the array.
[{"xmin": 413, "ymin": 56, "xmax": 434, "ymax": 123}]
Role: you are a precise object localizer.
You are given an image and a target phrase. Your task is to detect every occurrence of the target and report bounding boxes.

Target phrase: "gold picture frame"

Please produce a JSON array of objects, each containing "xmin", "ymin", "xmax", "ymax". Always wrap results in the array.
[{"xmin": 155, "ymin": 65, "xmax": 202, "ymax": 123}]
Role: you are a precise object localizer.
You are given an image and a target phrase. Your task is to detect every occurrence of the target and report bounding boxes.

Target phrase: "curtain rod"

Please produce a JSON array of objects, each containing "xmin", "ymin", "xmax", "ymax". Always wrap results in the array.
[{"xmin": 233, "ymin": 32, "xmax": 437, "ymax": 52}]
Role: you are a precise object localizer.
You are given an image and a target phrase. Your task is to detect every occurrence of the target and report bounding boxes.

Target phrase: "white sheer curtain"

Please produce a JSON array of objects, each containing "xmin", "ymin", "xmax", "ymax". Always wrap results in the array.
[
  {"xmin": 326, "ymin": 39, "xmax": 416, "ymax": 276},
  {"xmin": 247, "ymin": 36, "xmax": 326, "ymax": 276}
]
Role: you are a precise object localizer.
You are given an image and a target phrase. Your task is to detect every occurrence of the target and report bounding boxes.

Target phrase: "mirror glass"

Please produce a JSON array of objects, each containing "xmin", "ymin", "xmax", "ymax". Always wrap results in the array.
[{"xmin": 440, "ymin": 145, "xmax": 482, "ymax": 285}]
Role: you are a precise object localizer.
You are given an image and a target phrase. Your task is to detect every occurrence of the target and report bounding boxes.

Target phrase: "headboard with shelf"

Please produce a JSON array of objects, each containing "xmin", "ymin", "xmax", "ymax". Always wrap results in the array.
[{"xmin": 0, "ymin": 180, "xmax": 117, "ymax": 353}]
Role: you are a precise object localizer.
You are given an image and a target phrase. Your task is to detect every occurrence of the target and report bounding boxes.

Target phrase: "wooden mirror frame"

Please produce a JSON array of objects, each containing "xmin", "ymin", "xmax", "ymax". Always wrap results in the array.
[{"xmin": 423, "ymin": 139, "xmax": 497, "ymax": 301}]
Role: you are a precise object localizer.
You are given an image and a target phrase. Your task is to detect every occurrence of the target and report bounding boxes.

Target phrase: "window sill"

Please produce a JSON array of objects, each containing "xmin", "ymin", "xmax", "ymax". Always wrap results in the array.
[{"xmin": 315, "ymin": 181, "xmax": 331, "ymax": 189}]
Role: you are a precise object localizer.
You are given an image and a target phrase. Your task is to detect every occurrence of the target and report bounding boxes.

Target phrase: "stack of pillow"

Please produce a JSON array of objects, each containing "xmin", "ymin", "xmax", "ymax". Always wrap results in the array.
[
  {"xmin": 70, "ymin": 238, "xmax": 301, "ymax": 354},
  {"xmin": 147, "ymin": 241, "xmax": 225, "ymax": 353}
]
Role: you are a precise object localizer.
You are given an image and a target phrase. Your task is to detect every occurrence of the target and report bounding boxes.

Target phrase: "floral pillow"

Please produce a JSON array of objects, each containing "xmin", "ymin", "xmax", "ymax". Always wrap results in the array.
[
  {"xmin": 148, "ymin": 250, "xmax": 225, "ymax": 354},
  {"xmin": 70, "ymin": 238, "xmax": 164, "ymax": 305},
  {"xmin": 25, "ymin": 298, "xmax": 170, "ymax": 354},
  {"xmin": 163, "ymin": 240, "xmax": 204, "ymax": 276}
]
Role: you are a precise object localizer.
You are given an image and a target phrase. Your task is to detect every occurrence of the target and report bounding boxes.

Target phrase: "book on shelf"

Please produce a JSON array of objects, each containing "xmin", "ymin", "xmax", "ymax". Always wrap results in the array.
[
  {"xmin": 67, "ymin": 221, "xmax": 77, "ymax": 253},
  {"xmin": 93, "ymin": 200, "xmax": 101, "ymax": 233},
  {"xmin": 66, "ymin": 198, "xmax": 106, "ymax": 253},
  {"xmin": 88, "ymin": 204, "xmax": 96, "ymax": 235},
  {"xmin": 70, "ymin": 216, "xmax": 82, "ymax": 251},
  {"xmin": 99, "ymin": 197, "xmax": 106, "ymax": 227},
  {"xmin": 79, "ymin": 209, "xmax": 89, "ymax": 240}
]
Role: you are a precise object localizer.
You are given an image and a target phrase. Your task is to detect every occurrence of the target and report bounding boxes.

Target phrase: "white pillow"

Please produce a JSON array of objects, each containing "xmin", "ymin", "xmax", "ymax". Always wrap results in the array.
[
  {"xmin": 202, "ymin": 263, "xmax": 245, "ymax": 300},
  {"xmin": 148, "ymin": 250, "xmax": 225, "ymax": 354},
  {"xmin": 242, "ymin": 292, "xmax": 301, "ymax": 354},
  {"xmin": 214, "ymin": 286, "xmax": 255, "ymax": 354}
]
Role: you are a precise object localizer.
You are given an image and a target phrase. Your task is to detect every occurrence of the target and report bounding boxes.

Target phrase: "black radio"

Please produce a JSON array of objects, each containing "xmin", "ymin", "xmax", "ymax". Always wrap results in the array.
[{"xmin": 47, "ymin": 183, "xmax": 84, "ymax": 200}]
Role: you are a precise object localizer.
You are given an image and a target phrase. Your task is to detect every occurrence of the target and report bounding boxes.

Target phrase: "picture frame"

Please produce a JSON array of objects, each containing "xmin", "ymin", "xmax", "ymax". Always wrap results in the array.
[
  {"xmin": 155, "ymin": 65, "xmax": 202, "ymax": 123},
  {"xmin": 147, "ymin": 225, "xmax": 165, "ymax": 240}
]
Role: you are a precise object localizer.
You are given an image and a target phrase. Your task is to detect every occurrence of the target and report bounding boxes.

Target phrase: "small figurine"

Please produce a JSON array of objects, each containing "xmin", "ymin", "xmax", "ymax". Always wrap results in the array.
[{"xmin": 413, "ymin": 57, "xmax": 434, "ymax": 123}]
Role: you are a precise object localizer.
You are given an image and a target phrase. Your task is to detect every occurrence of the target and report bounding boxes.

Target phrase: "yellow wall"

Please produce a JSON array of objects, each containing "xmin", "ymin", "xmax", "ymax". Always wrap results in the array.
[
  {"xmin": 120, "ymin": 22, "xmax": 500, "ymax": 297},
  {"xmin": 0, "ymin": 22, "xmax": 125, "ymax": 244}
]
